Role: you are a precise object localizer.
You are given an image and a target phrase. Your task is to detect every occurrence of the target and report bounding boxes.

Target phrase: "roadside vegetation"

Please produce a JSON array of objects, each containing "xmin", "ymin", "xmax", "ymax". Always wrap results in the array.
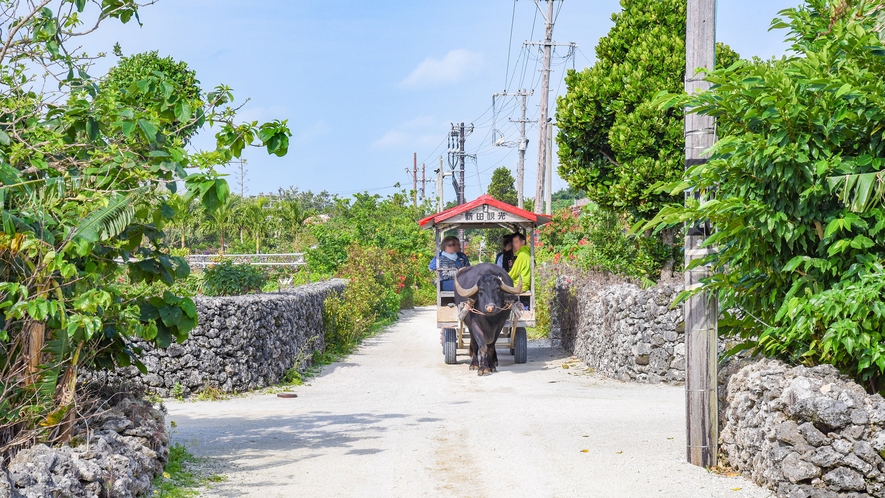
[
  {"xmin": 152, "ymin": 443, "xmax": 225, "ymax": 497},
  {"xmin": 551, "ymin": 0, "xmax": 885, "ymax": 395},
  {"xmin": 644, "ymin": 0, "xmax": 885, "ymax": 393},
  {"xmin": 0, "ymin": 1, "xmax": 291, "ymax": 459}
]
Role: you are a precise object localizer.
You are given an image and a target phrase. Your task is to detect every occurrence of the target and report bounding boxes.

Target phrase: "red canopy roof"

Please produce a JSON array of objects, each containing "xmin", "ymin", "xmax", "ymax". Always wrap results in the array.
[{"xmin": 418, "ymin": 194, "xmax": 551, "ymax": 228}]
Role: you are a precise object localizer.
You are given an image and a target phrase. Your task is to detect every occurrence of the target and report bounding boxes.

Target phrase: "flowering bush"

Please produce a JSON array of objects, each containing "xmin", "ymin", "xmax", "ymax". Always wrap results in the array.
[
  {"xmin": 323, "ymin": 245, "xmax": 416, "ymax": 351},
  {"xmin": 537, "ymin": 205, "xmax": 673, "ymax": 281}
]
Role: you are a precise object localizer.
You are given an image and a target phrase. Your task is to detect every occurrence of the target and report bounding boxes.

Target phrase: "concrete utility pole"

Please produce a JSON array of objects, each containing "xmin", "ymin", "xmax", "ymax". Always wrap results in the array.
[
  {"xmin": 685, "ymin": 0, "xmax": 718, "ymax": 469},
  {"xmin": 436, "ymin": 156, "xmax": 445, "ymax": 211},
  {"xmin": 534, "ymin": 0, "xmax": 555, "ymax": 214},
  {"xmin": 448, "ymin": 122, "xmax": 474, "ymax": 207},
  {"xmin": 545, "ymin": 120, "xmax": 554, "ymax": 215},
  {"xmin": 458, "ymin": 122, "xmax": 466, "ymax": 205},
  {"xmin": 413, "ymin": 152, "xmax": 418, "ymax": 207},
  {"xmin": 421, "ymin": 163, "xmax": 426, "ymax": 201},
  {"xmin": 494, "ymin": 89, "xmax": 535, "ymax": 209},
  {"xmin": 525, "ymin": 1, "xmax": 575, "ymax": 214}
]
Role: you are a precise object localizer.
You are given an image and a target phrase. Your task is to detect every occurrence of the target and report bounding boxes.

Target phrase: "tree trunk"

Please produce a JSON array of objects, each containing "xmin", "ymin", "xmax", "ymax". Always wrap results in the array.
[
  {"xmin": 54, "ymin": 341, "xmax": 83, "ymax": 443},
  {"xmin": 181, "ymin": 231, "xmax": 186, "ymax": 249},
  {"xmin": 255, "ymin": 236, "xmax": 260, "ymax": 255},
  {"xmin": 220, "ymin": 229, "xmax": 225, "ymax": 256},
  {"xmin": 24, "ymin": 321, "xmax": 46, "ymax": 385}
]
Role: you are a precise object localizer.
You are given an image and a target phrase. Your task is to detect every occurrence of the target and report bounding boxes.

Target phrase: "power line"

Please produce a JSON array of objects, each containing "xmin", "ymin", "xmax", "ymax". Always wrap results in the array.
[{"xmin": 503, "ymin": 0, "xmax": 517, "ymax": 90}]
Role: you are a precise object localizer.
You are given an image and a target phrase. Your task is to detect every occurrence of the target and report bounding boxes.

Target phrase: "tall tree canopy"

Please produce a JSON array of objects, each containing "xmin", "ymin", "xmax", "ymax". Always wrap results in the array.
[
  {"xmin": 100, "ymin": 50, "xmax": 204, "ymax": 141},
  {"xmin": 487, "ymin": 167, "xmax": 518, "ymax": 206},
  {"xmin": 555, "ymin": 0, "xmax": 739, "ymax": 221}
]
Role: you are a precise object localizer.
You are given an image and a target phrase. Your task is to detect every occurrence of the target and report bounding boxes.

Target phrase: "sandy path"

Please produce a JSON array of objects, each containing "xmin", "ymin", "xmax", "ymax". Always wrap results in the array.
[{"xmin": 166, "ymin": 307, "xmax": 771, "ymax": 498}]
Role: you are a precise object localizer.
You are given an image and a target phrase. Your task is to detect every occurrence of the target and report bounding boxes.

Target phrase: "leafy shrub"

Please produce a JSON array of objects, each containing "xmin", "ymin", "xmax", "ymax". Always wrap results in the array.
[
  {"xmin": 201, "ymin": 261, "xmax": 267, "ymax": 297},
  {"xmin": 645, "ymin": 1, "xmax": 885, "ymax": 392},
  {"xmin": 323, "ymin": 245, "xmax": 415, "ymax": 351},
  {"xmin": 538, "ymin": 205, "xmax": 673, "ymax": 281},
  {"xmin": 305, "ymin": 192, "xmax": 433, "ymax": 276}
]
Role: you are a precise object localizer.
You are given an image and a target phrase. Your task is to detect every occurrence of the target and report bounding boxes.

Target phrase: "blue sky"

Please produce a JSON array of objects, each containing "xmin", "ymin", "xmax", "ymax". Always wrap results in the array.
[{"xmin": 84, "ymin": 0, "xmax": 801, "ymax": 201}]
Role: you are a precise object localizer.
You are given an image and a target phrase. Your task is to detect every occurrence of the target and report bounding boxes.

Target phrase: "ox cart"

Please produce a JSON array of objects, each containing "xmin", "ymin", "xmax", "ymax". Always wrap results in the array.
[{"xmin": 418, "ymin": 195, "xmax": 551, "ymax": 365}]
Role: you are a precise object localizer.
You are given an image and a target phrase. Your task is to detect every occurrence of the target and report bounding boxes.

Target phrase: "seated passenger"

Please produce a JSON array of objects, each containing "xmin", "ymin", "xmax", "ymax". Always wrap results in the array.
[
  {"xmin": 429, "ymin": 236, "xmax": 469, "ymax": 291},
  {"xmin": 508, "ymin": 232, "xmax": 531, "ymax": 292},
  {"xmin": 495, "ymin": 234, "xmax": 514, "ymax": 272}
]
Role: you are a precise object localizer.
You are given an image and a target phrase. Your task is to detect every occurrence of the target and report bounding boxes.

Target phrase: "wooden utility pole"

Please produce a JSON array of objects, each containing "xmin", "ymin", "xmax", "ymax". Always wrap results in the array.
[
  {"xmin": 545, "ymin": 120, "xmax": 554, "ymax": 215},
  {"xmin": 685, "ymin": 0, "xmax": 718, "ymax": 468},
  {"xmin": 534, "ymin": 0, "xmax": 555, "ymax": 214}
]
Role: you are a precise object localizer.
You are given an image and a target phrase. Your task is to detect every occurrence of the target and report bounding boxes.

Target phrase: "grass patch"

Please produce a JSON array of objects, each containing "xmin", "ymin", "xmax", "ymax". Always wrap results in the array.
[
  {"xmin": 281, "ymin": 315, "xmax": 399, "ymax": 388},
  {"xmin": 526, "ymin": 326, "xmax": 548, "ymax": 340},
  {"xmin": 151, "ymin": 443, "xmax": 225, "ymax": 497},
  {"xmin": 194, "ymin": 386, "xmax": 228, "ymax": 401}
]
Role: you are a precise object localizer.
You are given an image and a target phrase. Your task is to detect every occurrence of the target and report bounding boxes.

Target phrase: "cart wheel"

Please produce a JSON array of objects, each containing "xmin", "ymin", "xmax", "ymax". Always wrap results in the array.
[
  {"xmin": 443, "ymin": 328, "xmax": 457, "ymax": 365},
  {"xmin": 513, "ymin": 327, "xmax": 527, "ymax": 364}
]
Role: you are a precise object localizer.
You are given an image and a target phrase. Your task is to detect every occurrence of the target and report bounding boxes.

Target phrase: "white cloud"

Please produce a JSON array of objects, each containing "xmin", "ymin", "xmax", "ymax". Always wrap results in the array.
[
  {"xmin": 372, "ymin": 115, "xmax": 448, "ymax": 150},
  {"xmin": 371, "ymin": 130, "xmax": 410, "ymax": 150},
  {"xmin": 294, "ymin": 120, "xmax": 331, "ymax": 146},
  {"xmin": 399, "ymin": 49, "xmax": 483, "ymax": 88}
]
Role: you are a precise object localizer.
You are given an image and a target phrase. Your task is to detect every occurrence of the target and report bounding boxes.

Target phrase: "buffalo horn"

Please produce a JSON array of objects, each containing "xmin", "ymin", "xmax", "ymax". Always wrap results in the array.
[
  {"xmin": 500, "ymin": 276, "xmax": 523, "ymax": 295},
  {"xmin": 454, "ymin": 275, "xmax": 478, "ymax": 297}
]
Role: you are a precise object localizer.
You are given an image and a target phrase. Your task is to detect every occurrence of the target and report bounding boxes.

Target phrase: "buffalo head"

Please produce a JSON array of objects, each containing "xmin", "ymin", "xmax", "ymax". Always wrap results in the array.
[{"xmin": 456, "ymin": 273, "xmax": 522, "ymax": 314}]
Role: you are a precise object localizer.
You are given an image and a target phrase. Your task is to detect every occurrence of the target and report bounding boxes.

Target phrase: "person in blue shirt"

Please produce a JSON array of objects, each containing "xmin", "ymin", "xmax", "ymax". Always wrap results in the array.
[{"xmin": 428, "ymin": 236, "xmax": 470, "ymax": 291}]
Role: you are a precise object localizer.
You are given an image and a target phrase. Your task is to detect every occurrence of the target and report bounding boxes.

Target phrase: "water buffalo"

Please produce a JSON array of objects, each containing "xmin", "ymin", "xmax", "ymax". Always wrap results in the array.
[{"xmin": 454, "ymin": 263, "xmax": 523, "ymax": 376}]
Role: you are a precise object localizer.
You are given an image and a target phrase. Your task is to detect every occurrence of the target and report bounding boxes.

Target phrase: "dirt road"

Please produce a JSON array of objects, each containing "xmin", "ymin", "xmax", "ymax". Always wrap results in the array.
[{"xmin": 167, "ymin": 308, "xmax": 770, "ymax": 498}]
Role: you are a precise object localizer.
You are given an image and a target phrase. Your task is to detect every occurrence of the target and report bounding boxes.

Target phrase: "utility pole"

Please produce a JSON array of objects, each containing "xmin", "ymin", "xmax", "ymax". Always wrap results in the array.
[
  {"xmin": 685, "ymin": 0, "xmax": 718, "ymax": 469},
  {"xmin": 448, "ymin": 122, "xmax": 475, "ymax": 206},
  {"xmin": 525, "ymin": 1, "xmax": 575, "ymax": 214},
  {"xmin": 413, "ymin": 152, "xmax": 418, "ymax": 207},
  {"xmin": 459, "ymin": 122, "xmax": 466, "ymax": 205},
  {"xmin": 421, "ymin": 163, "xmax": 426, "ymax": 201},
  {"xmin": 437, "ymin": 156, "xmax": 445, "ymax": 211},
  {"xmin": 545, "ymin": 120, "xmax": 553, "ymax": 215},
  {"xmin": 534, "ymin": 0, "xmax": 555, "ymax": 214},
  {"xmin": 493, "ymin": 90, "xmax": 535, "ymax": 209},
  {"xmin": 236, "ymin": 159, "xmax": 248, "ymax": 197}
]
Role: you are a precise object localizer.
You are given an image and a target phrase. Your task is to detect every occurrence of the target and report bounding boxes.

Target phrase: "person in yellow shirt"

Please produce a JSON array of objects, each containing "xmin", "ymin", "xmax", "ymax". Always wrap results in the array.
[{"xmin": 508, "ymin": 233, "xmax": 531, "ymax": 289}]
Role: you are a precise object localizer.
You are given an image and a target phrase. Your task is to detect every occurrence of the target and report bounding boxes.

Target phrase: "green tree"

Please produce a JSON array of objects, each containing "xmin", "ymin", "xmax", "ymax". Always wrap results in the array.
[
  {"xmin": 0, "ymin": 0, "xmax": 291, "ymax": 453},
  {"xmin": 645, "ymin": 0, "xmax": 885, "ymax": 392},
  {"xmin": 100, "ymin": 50, "xmax": 204, "ymax": 141},
  {"xmin": 200, "ymin": 198, "xmax": 239, "ymax": 255},
  {"xmin": 556, "ymin": 0, "xmax": 739, "ymax": 222},
  {"xmin": 487, "ymin": 167, "xmax": 518, "ymax": 205},
  {"xmin": 240, "ymin": 197, "xmax": 270, "ymax": 254},
  {"xmin": 166, "ymin": 194, "xmax": 201, "ymax": 249},
  {"xmin": 551, "ymin": 187, "xmax": 584, "ymax": 212}
]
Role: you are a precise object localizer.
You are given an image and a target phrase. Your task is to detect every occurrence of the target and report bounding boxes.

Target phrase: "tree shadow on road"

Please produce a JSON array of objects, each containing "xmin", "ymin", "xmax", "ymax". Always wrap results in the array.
[{"xmin": 171, "ymin": 410, "xmax": 442, "ymax": 478}]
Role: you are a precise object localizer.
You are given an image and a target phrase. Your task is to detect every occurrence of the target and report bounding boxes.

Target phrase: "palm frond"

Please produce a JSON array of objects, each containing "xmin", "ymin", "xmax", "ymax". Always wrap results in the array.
[
  {"xmin": 828, "ymin": 171, "xmax": 885, "ymax": 213},
  {"xmin": 69, "ymin": 191, "xmax": 139, "ymax": 244}
]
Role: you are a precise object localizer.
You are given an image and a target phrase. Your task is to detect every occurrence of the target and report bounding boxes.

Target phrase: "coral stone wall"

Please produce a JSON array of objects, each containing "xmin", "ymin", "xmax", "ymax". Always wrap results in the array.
[
  {"xmin": 549, "ymin": 275, "xmax": 688, "ymax": 383},
  {"xmin": 95, "ymin": 279, "xmax": 346, "ymax": 397},
  {"xmin": 0, "ymin": 394, "xmax": 168, "ymax": 498},
  {"xmin": 722, "ymin": 359, "xmax": 885, "ymax": 498}
]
